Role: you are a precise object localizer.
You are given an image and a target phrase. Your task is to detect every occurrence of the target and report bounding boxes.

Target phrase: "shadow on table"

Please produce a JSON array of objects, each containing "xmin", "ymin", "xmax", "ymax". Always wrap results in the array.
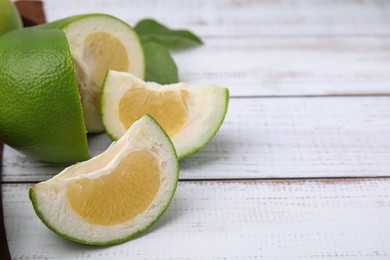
[{"xmin": 179, "ymin": 132, "xmax": 238, "ymax": 173}]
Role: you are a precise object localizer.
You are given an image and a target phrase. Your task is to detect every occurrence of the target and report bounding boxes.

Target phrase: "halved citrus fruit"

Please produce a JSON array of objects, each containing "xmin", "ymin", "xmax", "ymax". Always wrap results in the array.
[
  {"xmin": 0, "ymin": 14, "xmax": 145, "ymax": 163},
  {"xmin": 30, "ymin": 115, "xmax": 179, "ymax": 245},
  {"xmin": 101, "ymin": 70, "xmax": 229, "ymax": 159},
  {"xmin": 40, "ymin": 14, "xmax": 145, "ymax": 133},
  {"xmin": 0, "ymin": 28, "xmax": 89, "ymax": 163}
]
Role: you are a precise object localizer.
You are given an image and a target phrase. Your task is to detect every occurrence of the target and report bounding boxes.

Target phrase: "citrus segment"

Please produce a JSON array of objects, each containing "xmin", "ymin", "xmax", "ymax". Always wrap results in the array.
[
  {"xmin": 39, "ymin": 14, "xmax": 145, "ymax": 133},
  {"xmin": 119, "ymin": 86, "xmax": 189, "ymax": 137},
  {"xmin": 83, "ymin": 32, "xmax": 129, "ymax": 88},
  {"xmin": 66, "ymin": 150, "xmax": 160, "ymax": 226},
  {"xmin": 30, "ymin": 115, "xmax": 179, "ymax": 245},
  {"xmin": 101, "ymin": 71, "xmax": 229, "ymax": 159}
]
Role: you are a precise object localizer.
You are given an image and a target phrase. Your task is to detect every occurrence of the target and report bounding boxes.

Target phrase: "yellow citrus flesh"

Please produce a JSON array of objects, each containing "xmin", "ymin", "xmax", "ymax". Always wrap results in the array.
[
  {"xmin": 83, "ymin": 32, "xmax": 129, "ymax": 88},
  {"xmin": 119, "ymin": 86, "xmax": 189, "ymax": 137},
  {"xmin": 66, "ymin": 150, "xmax": 160, "ymax": 226},
  {"xmin": 58, "ymin": 142, "xmax": 127, "ymax": 180},
  {"xmin": 76, "ymin": 32, "xmax": 130, "ymax": 133}
]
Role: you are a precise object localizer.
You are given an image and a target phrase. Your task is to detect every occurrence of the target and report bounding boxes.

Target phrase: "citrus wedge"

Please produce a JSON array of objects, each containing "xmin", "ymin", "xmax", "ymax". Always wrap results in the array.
[
  {"xmin": 40, "ymin": 14, "xmax": 145, "ymax": 133},
  {"xmin": 101, "ymin": 71, "xmax": 229, "ymax": 159},
  {"xmin": 0, "ymin": 28, "xmax": 89, "ymax": 163},
  {"xmin": 30, "ymin": 115, "xmax": 179, "ymax": 245}
]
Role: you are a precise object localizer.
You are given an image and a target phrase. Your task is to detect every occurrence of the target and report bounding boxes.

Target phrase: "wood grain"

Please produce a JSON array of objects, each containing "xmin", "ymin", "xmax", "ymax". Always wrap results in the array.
[
  {"xmin": 42, "ymin": 1, "xmax": 390, "ymax": 97},
  {"xmin": 43, "ymin": 0, "xmax": 390, "ymax": 36},
  {"xmin": 4, "ymin": 179, "xmax": 390, "ymax": 259},
  {"xmin": 2, "ymin": 1, "xmax": 390, "ymax": 258},
  {"xmin": 173, "ymin": 36, "xmax": 390, "ymax": 96},
  {"xmin": 0, "ymin": 142, "xmax": 11, "ymax": 260},
  {"xmin": 2, "ymin": 97, "xmax": 390, "ymax": 182}
]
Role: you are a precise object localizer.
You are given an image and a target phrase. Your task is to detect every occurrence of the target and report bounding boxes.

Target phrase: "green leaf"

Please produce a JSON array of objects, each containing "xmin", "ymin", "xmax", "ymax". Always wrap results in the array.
[
  {"xmin": 143, "ymin": 41, "xmax": 179, "ymax": 84},
  {"xmin": 135, "ymin": 19, "xmax": 203, "ymax": 49}
]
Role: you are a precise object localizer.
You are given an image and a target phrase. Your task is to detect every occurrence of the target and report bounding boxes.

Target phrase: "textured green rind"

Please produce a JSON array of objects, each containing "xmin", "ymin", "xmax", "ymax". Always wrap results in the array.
[
  {"xmin": 0, "ymin": 28, "xmax": 89, "ymax": 163},
  {"xmin": 36, "ymin": 13, "xmax": 146, "ymax": 80},
  {"xmin": 36, "ymin": 13, "xmax": 118, "ymax": 30},
  {"xmin": 30, "ymin": 115, "xmax": 179, "ymax": 246},
  {"xmin": 29, "ymin": 187, "xmax": 93, "ymax": 245},
  {"xmin": 0, "ymin": 0, "xmax": 22, "ymax": 36},
  {"xmin": 179, "ymin": 88, "xmax": 229, "ymax": 160}
]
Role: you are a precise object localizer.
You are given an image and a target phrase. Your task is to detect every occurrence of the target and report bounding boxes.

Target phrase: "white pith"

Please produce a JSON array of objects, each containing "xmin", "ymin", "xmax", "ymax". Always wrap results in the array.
[
  {"xmin": 62, "ymin": 15, "xmax": 144, "ymax": 133},
  {"xmin": 101, "ymin": 71, "xmax": 228, "ymax": 158},
  {"xmin": 32, "ymin": 115, "xmax": 177, "ymax": 244}
]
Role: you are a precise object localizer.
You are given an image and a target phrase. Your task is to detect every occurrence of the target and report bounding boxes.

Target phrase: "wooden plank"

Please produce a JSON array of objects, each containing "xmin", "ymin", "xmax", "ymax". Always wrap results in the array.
[
  {"xmin": 0, "ymin": 142, "xmax": 11, "ymax": 260},
  {"xmin": 43, "ymin": 0, "xmax": 390, "ymax": 36},
  {"xmin": 3, "ymin": 179, "xmax": 390, "ymax": 259},
  {"xmin": 173, "ymin": 36, "xmax": 390, "ymax": 96},
  {"xmin": 2, "ymin": 97, "xmax": 390, "ymax": 182}
]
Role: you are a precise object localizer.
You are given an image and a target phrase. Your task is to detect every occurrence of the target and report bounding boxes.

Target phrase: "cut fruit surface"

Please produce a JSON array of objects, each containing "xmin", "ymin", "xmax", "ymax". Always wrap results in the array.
[
  {"xmin": 101, "ymin": 71, "xmax": 229, "ymax": 159},
  {"xmin": 30, "ymin": 115, "xmax": 179, "ymax": 245},
  {"xmin": 39, "ymin": 14, "xmax": 145, "ymax": 133}
]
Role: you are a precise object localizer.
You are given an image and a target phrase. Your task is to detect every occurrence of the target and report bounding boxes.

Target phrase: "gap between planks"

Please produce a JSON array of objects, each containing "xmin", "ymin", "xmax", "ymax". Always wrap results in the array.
[
  {"xmin": 202, "ymin": 34, "xmax": 390, "ymax": 39},
  {"xmin": 231, "ymin": 93, "xmax": 390, "ymax": 99},
  {"xmin": 3, "ymin": 176, "xmax": 390, "ymax": 185},
  {"xmin": 4, "ymin": 179, "xmax": 390, "ymax": 259},
  {"xmin": 44, "ymin": 0, "xmax": 390, "ymax": 36},
  {"xmin": 3, "ymin": 96, "xmax": 390, "ymax": 181},
  {"xmin": 0, "ymin": 142, "xmax": 11, "ymax": 260}
]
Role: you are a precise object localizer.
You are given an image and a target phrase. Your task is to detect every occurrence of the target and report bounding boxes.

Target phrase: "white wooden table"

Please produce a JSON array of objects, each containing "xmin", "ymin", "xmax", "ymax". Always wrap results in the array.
[{"xmin": 2, "ymin": 0, "xmax": 390, "ymax": 259}]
